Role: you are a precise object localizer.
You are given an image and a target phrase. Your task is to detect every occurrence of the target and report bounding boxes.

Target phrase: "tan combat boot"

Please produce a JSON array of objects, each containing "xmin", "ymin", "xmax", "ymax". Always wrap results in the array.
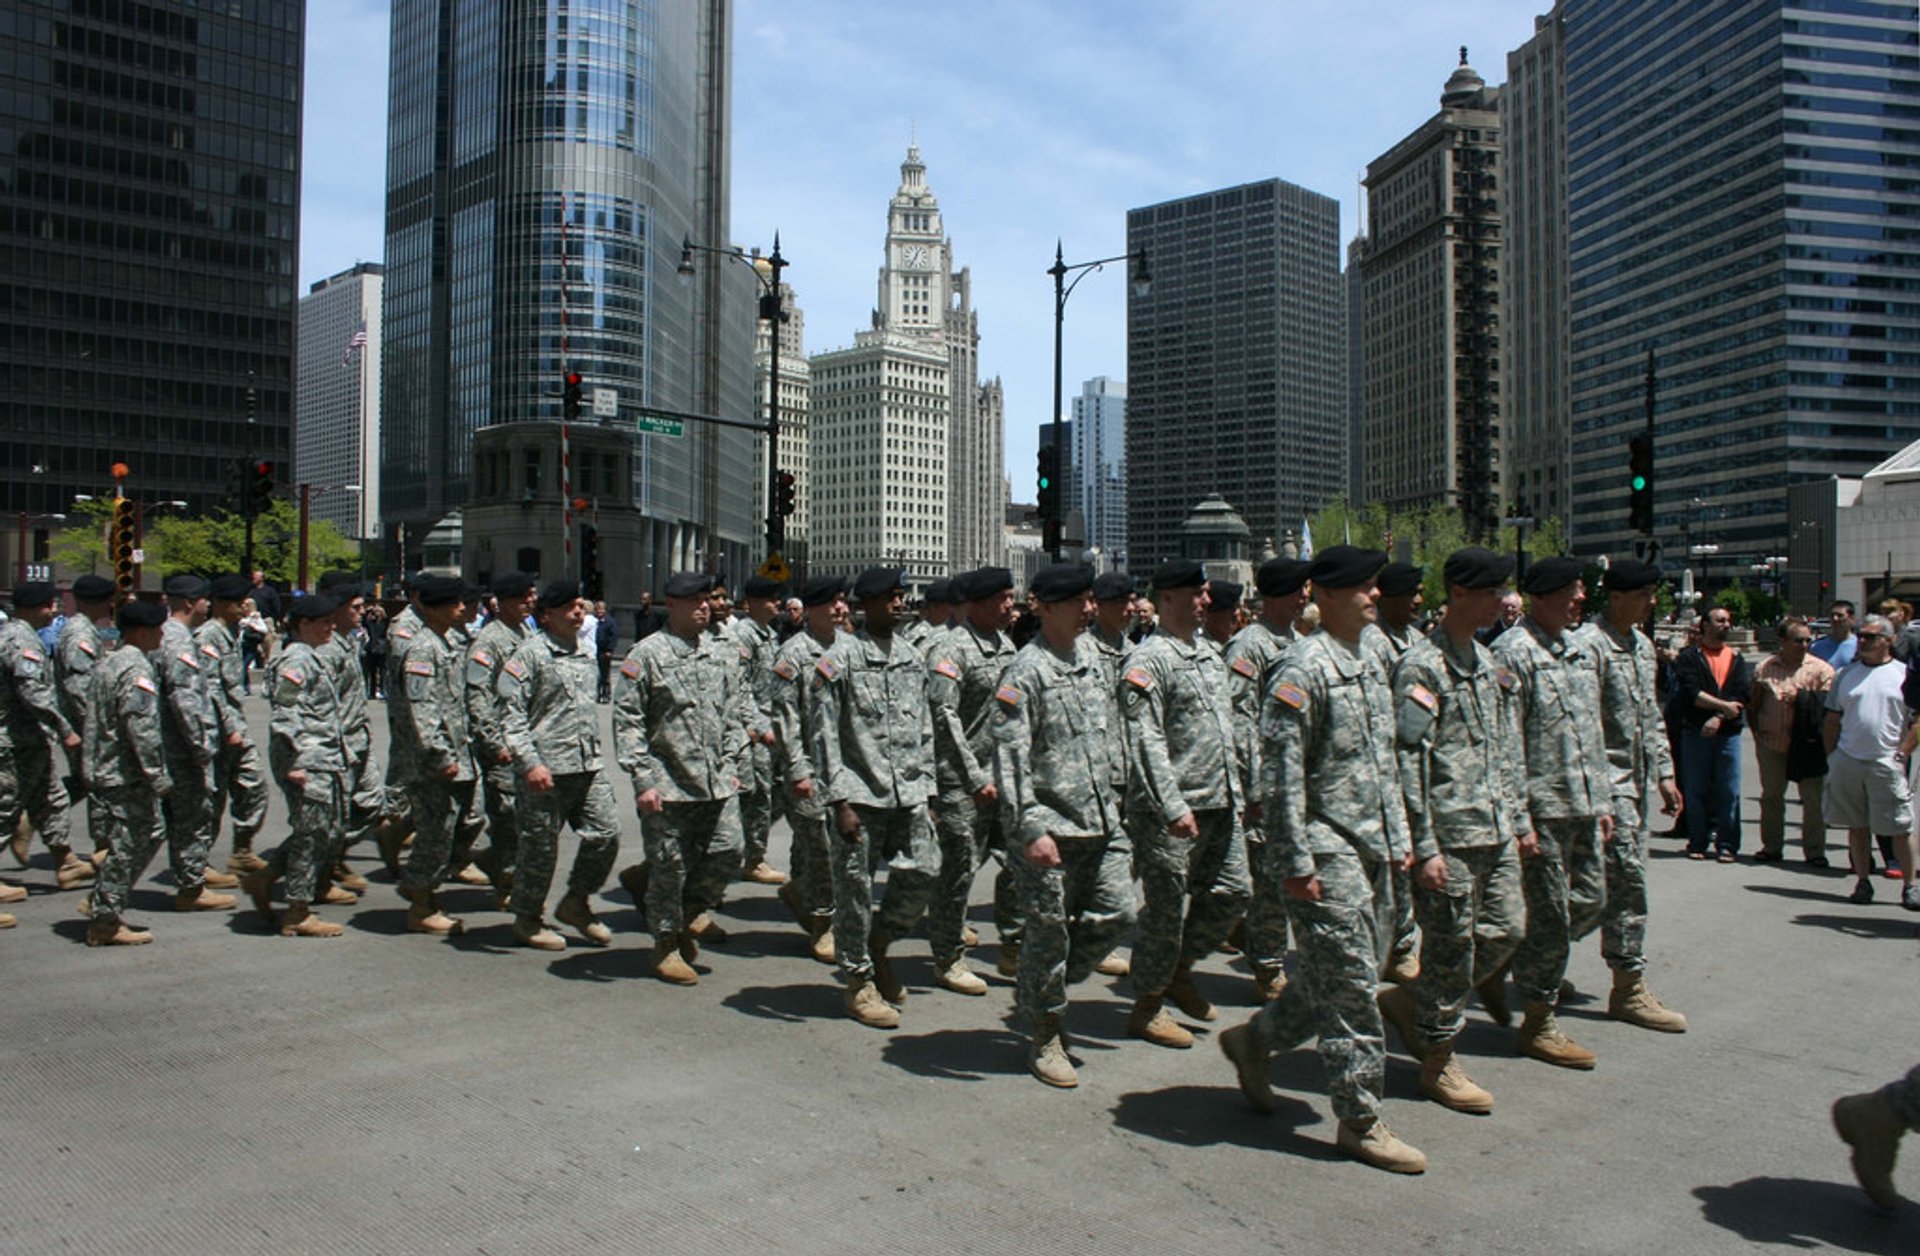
[
  {"xmin": 1218, "ymin": 1022, "xmax": 1275, "ymax": 1113},
  {"xmin": 809, "ymin": 921, "xmax": 837, "ymax": 965},
  {"xmin": 0, "ymin": 910, "xmax": 14, "ymax": 928},
  {"xmin": 1420, "ymin": 1040, "xmax": 1494, "ymax": 1113},
  {"xmin": 279, "ymin": 903, "xmax": 344, "ymax": 938},
  {"xmin": 1167, "ymin": 961, "xmax": 1217, "ymax": 1022},
  {"xmin": 1475, "ymin": 959, "xmax": 1513, "ymax": 1027},
  {"xmin": 0, "ymin": 880, "xmax": 26, "ymax": 905},
  {"xmin": 687, "ymin": 911, "xmax": 729, "ymax": 943},
  {"xmin": 870, "ymin": 928, "xmax": 907, "ymax": 1004},
  {"xmin": 1608, "ymin": 971, "xmax": 1688, "ymax": 1033},
  {"xmin": 227, "ymin": 847, "xmax": 268, "ymax": 875},
  {"xmin": 1127, "ymin": 996, "xmax": 1194, "ymax": 1049},
  {"xmin": 1337, "ymin": 1118, "xmax": 1428, "ymax": 1174},
  {"xmin": 333, "ymin": 862, "xmax": 370, "ymax": 893},
  {"xmin": 962, "ymin": 925, "xmax": 980, "ymax": 948},
  {"xmin": 1833, "ymin": 1090, "xmax": 1906, "ymax": 1210},
  {"xmin": 86, "ymin": 918, "xmax": 152, "ymax": 946},
  {"xmin": 53, "ymin": 849, "xmax": 96, "ymax": 890},
  {"xmin": 10, "ymin": 814, "xmax": 31, "ymax": 865},
  {"xmin": 452, "ymin": 862, "xmax": 489, "ymax": 886},
  {"xmin": 1095, "ymin": 951, "xmax": 1131, "ymax": 977},
  {"xmin": 1516, "ymin": 1001, "xmax": 1596, "ymax": 1069},
  {"xmin": 404, "ymin": 889, "xmax": 462, "ymax": 935},
  {"xmin": 200, "ymin": 867, "xmax": 240, "ymax": 890},
  {"xmin": 776, "ymin": 881, "xmax": 811, "ymax": 930},
  {"xmin": 1029, "ymin": 1017, "xmax": 1078, "ymax": 1089},
  {"xmin": 743, "ymin": 859, "xmax": 788, "ymax": 886},
  {"xmin": 936, "ymin": 957, "xmax": 988, "ymax": 996},
  {"xmin": 1381, "ymin": 948, "xmax": 1421, "ymax": 985},
  {"xmin": 654, "ymin": 937, "xmax": 699, "ymax": 985},
  {"xmin": 316, "ymin": 883, "xmax": 358, "ymax": 906},
  {"xmin": 844, "ymin": 980, "xmax": 900, "ymax": 1028},
  {"xmin": 374, "ymin": 815, "xmax": 410, "ymax": 876},
  {"xmin": 555, "ymin": 893, "xmax": 612, "ymax": 947},
  {"xmin": 1251, "ymin": 965, "xmax": 1287, "ymax": 1003},
  {"xmin": 1376, "ymin": 984, "xmax": 1428, "ymax": 1061},
  {"xmin": 240, "ymin": 868, "xmax": 276, "ymax": 924},
  {"xmin": 174, "ymin": 886, "xmax": 236, "ymax": 912},
  {"xmin": 618, "ymin": 862, "xmax": 651, "ymax": 911},
  {"xmin": 513, "ymin": 919, "xmax": 567, "ymax": 952},
  {"xmin": 996, "ymin": 941, "xmax": 1020, "ymax": 978}
]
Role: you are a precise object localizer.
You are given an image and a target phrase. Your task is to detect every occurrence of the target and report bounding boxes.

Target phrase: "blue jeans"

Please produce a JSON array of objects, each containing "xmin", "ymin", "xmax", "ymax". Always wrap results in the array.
[{"xmin": 1681, "ymin": 727, "xmax": 1743, "ymax": 854}]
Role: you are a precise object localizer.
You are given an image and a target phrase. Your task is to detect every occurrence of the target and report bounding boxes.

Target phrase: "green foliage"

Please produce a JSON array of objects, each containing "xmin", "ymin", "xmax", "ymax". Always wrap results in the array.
[
  {"xmin": 1305, "ymin": 498, "xmax": 1571, "ymax": 608},
  {"xmin": 48, "ymin": 497, "xmax": 117, "ymax": 575},
  {"xmin": 1712, "ymin": 581, "xmax": 1753, "ymax": 625},
  {"xmin": 145, "ymin": 499, "xmax": 358, "ymax": 587}
]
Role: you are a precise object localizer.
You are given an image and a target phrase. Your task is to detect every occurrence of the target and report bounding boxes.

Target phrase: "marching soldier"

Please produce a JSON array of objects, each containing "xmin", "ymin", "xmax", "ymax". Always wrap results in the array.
[
  {"xmin": 731, "ymin": 574, "xmax": 790, "ymax": 886},
  {"xmin": 900, "ymin": 578, "xmax": 951, "ymax": 651},
  {"xmin": 200, "ymin": 574, "xmax": 269, "ymax": 874},
  {"xmin": 84, "ymin": 599, "xmax": 172, "ymax": 945},
  {"xmin": 155, "ymin": 575, "xmax": 237, "ymax": 910},
  {"xmin": 926, "ymin": 565, "xmax": 1018, "ymax": 995},
  {"xmin": 247, "ymin": 595, "xmax": 350, "ymax": 937},
  {"xmin": 3, "ymin": 581, "xmax": 89, "ymax": 892},
  {"xmin": 1122, "ymin": 560, "xmax": 1251, "ymax": 1049},
  {"xmin": 1489, "ymin": 557, "xmax": 1614, "ymax": 1068},
  {"xmin": 311, "ymin": 571, "xmax": 383, "ymax": 897},
  {"xmin": 1218, "ymin": 546, "xmax": 1427, "ymax": 1174},
  {"xmin": 498, "ymin": 582, "xmax": 621, "ymax": 950},
  {"xmin": 1367, "ymin": 560, "xmax": 1427, "ymax": 986},
  {"xmin": 768, "ymin": 575, "xmax": 849, "ymax": 962},
  {"xmin": 1083, "ymin": 572, "xmax": 1136, "ymax": 979},
  {"xmin": 389, "ymin": 574, "xmax": 476, "ymax": 936},
  {"xmin": 1575, "ymin": 559, "xmax": 1688, "ymax": 1032},
  {"xmin": 612, "ymin": 572, "xmax": 749, "ymax": 985},
  {"xmin": 466, "ymin": 571, "xmax": 538, "ymax": 904},
  {"xmin": 994, "ymin": 564, "xmax": 1136, "ymax": 1087},
  {"xmin": 53, "ymin": 573, "xmax": 119, "ymax": 867},
  {"xmin": 809, "ymin": 567, "xmax": 940, "ymax": 1028}
]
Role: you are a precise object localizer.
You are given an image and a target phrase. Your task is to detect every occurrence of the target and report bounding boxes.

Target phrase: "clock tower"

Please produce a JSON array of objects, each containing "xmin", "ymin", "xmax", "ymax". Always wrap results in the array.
[{"xmin": 876, "ymin": 145, "xmax": 950, "ymax": 334}]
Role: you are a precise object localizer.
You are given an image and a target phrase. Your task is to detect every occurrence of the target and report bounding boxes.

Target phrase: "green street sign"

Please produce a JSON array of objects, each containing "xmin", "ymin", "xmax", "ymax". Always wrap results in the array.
[{"xmin": 633, "ymin": 413, "xmax": 684, "ymax": 437}]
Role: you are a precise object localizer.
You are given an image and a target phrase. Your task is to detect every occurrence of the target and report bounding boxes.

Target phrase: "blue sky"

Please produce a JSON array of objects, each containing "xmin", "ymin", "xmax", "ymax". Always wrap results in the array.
[{"xmin": 302, "ymin": 1, "xmax": 1546, "ymax": 500}]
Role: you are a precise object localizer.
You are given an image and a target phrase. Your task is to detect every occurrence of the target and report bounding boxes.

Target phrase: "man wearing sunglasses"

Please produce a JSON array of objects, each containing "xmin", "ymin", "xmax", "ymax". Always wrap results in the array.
[{"xmin": 1822, "ymin": 614, "xmax": 1918, "ymax": 910}]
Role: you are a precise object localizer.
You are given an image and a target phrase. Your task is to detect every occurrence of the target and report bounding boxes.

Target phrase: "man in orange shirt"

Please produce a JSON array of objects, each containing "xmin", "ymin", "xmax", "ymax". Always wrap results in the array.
[{"xmin": 1674, "ymin": 608, "xmax": 1754, "ymax": 861}]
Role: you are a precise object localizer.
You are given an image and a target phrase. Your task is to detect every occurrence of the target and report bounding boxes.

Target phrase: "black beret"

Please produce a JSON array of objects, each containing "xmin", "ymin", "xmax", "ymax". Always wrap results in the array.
[
  {"xmin": 457, "ymin": 581, "xmax": 485, "ymax": 604},
  {"xmin": 1308, "ymin": 545, "xmax": 1388, "ymax": 591},
  {"xmin": 663, "ymin": 572, "xmax": 715, "ymax": 599},
  {"xmin": 1030, "ymin": 564, "xmax": 1094, "ymax": 604},
  {"xmin": 923, "ymin": 579, "xmax": 952, "ymax": 605},
  {"xmin": 1442, "ymin": 547, "xmax": 1515, "ymax": 591},
  {"xmin": 1092, "ymin": 572, "xmax": 1135, "ymax": 602},
  {"xmin": 961, "ymin": 567, "xmax": 1014, "ymax": 601},
  {"xmin": 1522, "ymin": 556, "xmax": 1585, "ymax": 595},
  {"xmin": 491, "ymin": 571, "xmax": 537, "ymax": 599},
  {"xmin": 1378, "ymin": 562, "xmax": 1424, "ymax": 598},
  {"xmin": 163, "ymin": 575, "xmax": 211, "ymax": 600},
  {"xmin": 851, "ymin": 567, "xmax": 907, "ymax": 601},
  {"xmin": 284, "ymin": 594, "xmax": 338, "ymax": 622},
  {"xmin": 800, "ymin": 575, "xmax": 847, "ymax": 608},
  {"xmin": 72, "ymin": 574, "xmax": 116, "ymax": 602},
  {"xmin": 946, "ymin": 570, "xmax": 979, "ymax": 602},
  {"xmin": 742, "ymin": 575, "xmax": 786, "ymax": 600},
  {"xmin": 1606, "ymin": 558, "xmax": 1662, "ymax": 592},
  {"xmin": 1152, "ymin": 560, "xmax": 1207, "ymax": 591},
  {"xmin": 211, "ymin": 573, "xmax": 255, "ymax": 602},
  {"xmin": 116, "ymin": 599, "xmax": 166, "ymax": 629},
  {"xmin": 12, "ymin": 580, "xmax": 56, "ymax": 608},
  {"xmin": 1256, "ymin": 558, "xmax": 1311, "ymax": 597},
  {"xmin": 1208, "ymin": 580, "xmax": 1244, "ymax": 612},
  {"xmin": 415, "ymin": 575, "xmax": 463, "ymax": 607},
  {"xmin": 538, "ymin": 580, "xmax": 581, "ymax": 610}
]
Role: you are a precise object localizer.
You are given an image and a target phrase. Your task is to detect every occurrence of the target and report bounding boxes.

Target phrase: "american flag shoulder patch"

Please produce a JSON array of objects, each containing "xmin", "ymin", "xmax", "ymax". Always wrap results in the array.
[
  {"xmin": 620, "ymin": 658, "xmax": 640, "ymax": 679},
  {"xmin": 281, "ymin": 668, "xmax": 305, "ymax": 687},
  {"xmin": 1408, "ymin": 683, "xmax": 1437, "ymax": 712},
  {"xmin": 933, "ymin": 658, "xmax": 960, "ymax": 680},
  {"xmin": 178, "ymin": 651, "xmax": 199, "ymax": 669},
  {"xmin": 1273, "ymin": 681, "xmax": 1308, "ymax": 711},
  {"xmin": 503, "ymin": 659, "xmax": 528, "ymax": 680},
  {"xmin": 134, "ymin": 676, "xmax": 158, "ymax": 694},
  {"xmin": 816, "ymin": 655, "xmax": 840, "ymax": 681},
  {"xmin": 995, "ymin": 684, "xmax": 1022, "ymax": 707},
  {"xmin": 773, "ymin": 659, "xmax": 797, "ymax": 681},
  {"xmin": 1229, "ymin": 656, "xmax": 1257, "ymax": 679},
  {"xmin": 79, "ymin": 640, "xmax": 97, "ymax": 656},
  {"xmin": 1124, "ymin": 666, "xmax": 1154, "ymax": 690},
  {"xmin": 22, "ymin": 648, "xmax": 43, "ymax": 663},
  {"xmin": 200, "ymin": 642, "xmax": 221, "ymax": 658},
  {"xmin": 471, "ymin": 649, "xmax": 493, "ymax": 668},
  {"xmin": 405, "ymin": 659, "xmax": 433, "ymax": 677}
]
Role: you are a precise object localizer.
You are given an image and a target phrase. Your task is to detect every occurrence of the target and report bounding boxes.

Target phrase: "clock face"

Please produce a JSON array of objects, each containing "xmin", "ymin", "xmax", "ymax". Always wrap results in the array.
[{"xmin": 902, "ymin": 244, "xmax": 929, "ymax": 269}]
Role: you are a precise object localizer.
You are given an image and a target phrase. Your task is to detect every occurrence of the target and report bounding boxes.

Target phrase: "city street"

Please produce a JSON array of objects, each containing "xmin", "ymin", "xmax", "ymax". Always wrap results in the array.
[{"xmin": 2, "ymin": 692, "xmax": 1915, "ymax": 1255}]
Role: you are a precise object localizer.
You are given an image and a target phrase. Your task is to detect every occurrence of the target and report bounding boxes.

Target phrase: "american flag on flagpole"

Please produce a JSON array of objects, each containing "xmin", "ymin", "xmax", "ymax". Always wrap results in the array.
[{"xmin": 342, "ymin": 319, "xmax": 368, "ymax": 366}]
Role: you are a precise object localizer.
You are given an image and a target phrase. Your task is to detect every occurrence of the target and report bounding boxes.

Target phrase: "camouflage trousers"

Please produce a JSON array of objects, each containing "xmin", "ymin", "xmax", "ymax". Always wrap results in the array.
[
  {"xmin": 340, "ymin": 743, "xmax": 387, "ymax": 848},
  {"xmin": 1885, "ymin": 1064, "xmax": 1920, "ymax": 1130},
  {"xmin": 785, "ymin": 785, "xmax": 833, "ymax": 921},
  {"xmin": 209, "ymin": 736, "xmax": 268, "ymax": 854},
  {"xmin": 0, "ymin": 734, "xmax": 72, "ymax": 853},
  {"xmin": 269, "ymin": 770, "xmax": 346, "ymax": 903},
  {"xmin": 476, "ymin": 758, "xmax": 521, "ymax": 874},
  {"xmin": 1130, "ymin": 807, "xmax": 1251, "ymax": 997},
  {"xmin": 400, "ymin": 776, "xmax": 476, "ymax": 895},
  {"xmin": 929, "ymin": 789, "xmax": 1003, "ymax": 966},
  {"xmin": 640, "ymin": 796, "xmax": 743, "ymax": 943},
  {"xmin": 161, "ymin": 754, "xmax": 214, "ymax": 892},
  {"xmin": 511, "ymin": 770, "xmax": 620, "ymax": 924},
  {"xmin": 1512, "ymin": 816, "xmax": 1607, "ymax": 1006},
  {"xmin": 1410, "ymin": 842, "xmax": 1524, "ymax": 1045},
  {"xmin": 1249, "ymin": 848, "xmax": 1393, "ymax": 1125},
  {"xmin": 1244, "ymin": 825, "xmax": 1292, "ymax": 980},
  {"xmin": 1584, "ymin": 800, "xmax": 1649, "ymax": 973},
  {"xmin": 739, "ymin": 741, "xmax": 783, "ymax": 867},
  {"xmin": 450, "ymin": 776, "xmax": 487, "ymax": 869},
  {"xmin": 1387, "ymin": 861, "xmax": 1419, "ymax": 965},
  {"xmin": 828, "ymin": 802, "xmax": 938, "ymax": 985},
  {"xmin": 1012, "ymin": 831, "xmax": 1136, "ymax": 1024},
  {"xmin": 90, "ymin": 784, "xmax": 166, "ymax": 922}
]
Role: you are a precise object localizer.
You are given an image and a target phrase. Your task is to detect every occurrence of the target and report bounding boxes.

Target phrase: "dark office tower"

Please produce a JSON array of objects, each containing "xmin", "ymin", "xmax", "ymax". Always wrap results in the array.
[
  {"xmin": 1565, "ymin": 0, "xmax": 1920, "ymax": 569},
  {"xmin": 382, "ymin": 0, "xmax": 755, "ymax": 576},
  {"xmin": 0, "ymin": 3, "xmax": 302, "ymax": 521},
  {"xmin": 1126, "ymin": 179, "xmax": 1344, "ymax": 569}
]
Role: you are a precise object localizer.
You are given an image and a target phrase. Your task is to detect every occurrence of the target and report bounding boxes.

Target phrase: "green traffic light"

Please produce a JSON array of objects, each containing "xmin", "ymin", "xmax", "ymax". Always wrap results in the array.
[
  {"xmin": 1631, "ymin": 475, "xmax": 1647, "ymax": 491},
  {"xmin": 1038, "ymin": 477, "xmax": 1051, "ymax": 490}
]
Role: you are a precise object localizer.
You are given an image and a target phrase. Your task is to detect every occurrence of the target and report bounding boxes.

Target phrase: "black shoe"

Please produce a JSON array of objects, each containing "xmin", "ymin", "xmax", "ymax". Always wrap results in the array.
[
  {"xmin": 1751, "ymin": 849, "xmax": 1783, "ymax": 863},
  {"xmin": 1806, "ymin": 855, "xmax": 1831, "ymax": 869}
]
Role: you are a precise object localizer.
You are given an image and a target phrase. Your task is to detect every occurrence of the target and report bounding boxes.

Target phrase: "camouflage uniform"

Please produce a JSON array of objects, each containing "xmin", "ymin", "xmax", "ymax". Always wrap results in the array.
[
  {"xmin": 390, "ymin": 622, "xmax": 476, "ymax": 895},
  {"xmin": 0, "ymin": 616, "xmax": 75, "ymax": 856},
  {"xmin": 196, "ymin": 616, "xmax": 267, "ymax": 860},
  {"xmin": 466, "ymin": 614, "xmax": 530, "ymax": 878},
  {"xmin": 86, "ymin": 644, "xmax": 170, "ymax": 922},
  {"xmin": 1366, "ymin": 622, "xmax": 1422, "ymax": 971},
  {"xmin": 1394, "ymin": 632, "xmax": 1525, "ymax": 1045},
  {"xmin": 55, "ymin": 613, "xmax": 110, "ymax": 853},
  {"xmin": 1245, "ymin": 631, "xmax": 1410, "ymax": 1126},
  {"xmin": 1576, "ymin": 618, "xmax": 1676, "ymax": 974},
  {"xmin": 730, "ymin": 614, "xmax": 784, "ymax": 872},
  {"xmin": 993, "ymin": 634, "xmax": 1135, "ymax": 1024},
  {"xmin": 1084, "ymin": 624, "xmax": 1132, "ymax": 818},
  {"xmin": 771, "ymin": 628, "xmax": 838, "ymax": 924},
  {"xmin": 381, "ymin": 605, "xmax": 423, "ymax": 816},
  {"xmin": 315, "ymin": 630, "xmax": 385, "ymax": 855},
  {"xmin": 1224, "ymin": 619, "xmax": 1301, "ymax": 985},
  {"xmin": 1121, "ymin": 628, "xmax": 1252, "ymax": 998},
  {"xmin": 266, "ymin": 640, "xmax": 347, "ymax": 903},
  {"xmin": 499, "ymin": 629, "xmax": 620, "ymax": 925},
  {"xmin": 809, "ymin": 630, "xmax": 939, "ymax": 986},
  {"xmin": 1491, "ymin": 618, "xmax": 1613, "ymax": 1007},
  {"xmin": 156, "ymin": 619, "xmax": 218, "ymax": 891},
  {"xmin": 926, "ymin": 621, "xmax": 1019, "ymax": 966},
  {"xmin": 612, "ymin": 629, "xmax": 748, "ymax": 943}
]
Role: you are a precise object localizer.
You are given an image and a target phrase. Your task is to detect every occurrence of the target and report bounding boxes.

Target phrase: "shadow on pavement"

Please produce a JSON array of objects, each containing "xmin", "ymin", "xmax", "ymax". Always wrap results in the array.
[
  {"xmin": 881, "ymin": 1027, "xmax": 1026, "ymax": 1080},
  {"xmin": 1111, "ymin": 1084, "xmax": 1340, "ymax": 1161},
  {"xmin": 48, "ymin": 918, "xmax": 92, "ymax": 946},
  {"xmin": 724, "ymin": 981, "xmax": 845, "ymax": 1023},
  {"xmin": 1694, "ymin": 1176, "xmax": 1913, "ymax": 1251},
  {"xmin": 1790, "ymin": 913, "xmax": 1919, "ymax": 940},
  {"xmin": 1745, "ymin": 882, "xmax": 1860, "ymax": 904},
  {"xmin": 546, "ymin": 944, "xmax": 659, "ymax": 983}
]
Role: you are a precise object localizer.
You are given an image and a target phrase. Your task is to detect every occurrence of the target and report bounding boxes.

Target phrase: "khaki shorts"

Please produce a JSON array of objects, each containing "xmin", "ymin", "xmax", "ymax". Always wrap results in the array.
[{"xmin": 1824, "ymin": 750, "xmax": 1913, "ymax": 835}]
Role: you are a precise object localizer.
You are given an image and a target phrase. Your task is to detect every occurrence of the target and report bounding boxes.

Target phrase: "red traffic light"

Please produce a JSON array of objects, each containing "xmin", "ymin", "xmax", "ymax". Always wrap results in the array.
[
  {"xmin": 565, "ymin": 372, "xmax": 583, "ymax": 388},
  {"xmin": 255, "ymin": 460, "xmax": 273, "ymax": 476}
]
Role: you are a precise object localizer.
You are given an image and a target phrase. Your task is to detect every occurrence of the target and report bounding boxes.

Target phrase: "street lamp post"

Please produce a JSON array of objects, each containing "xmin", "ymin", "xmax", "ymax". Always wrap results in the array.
[
  {"xmin": 1048, "ymin": 241, "xmax": 1149, "ymax": 562},
  {"xmin": 678, "ymin": 234, "xmax": 789, "ymax": 562}
]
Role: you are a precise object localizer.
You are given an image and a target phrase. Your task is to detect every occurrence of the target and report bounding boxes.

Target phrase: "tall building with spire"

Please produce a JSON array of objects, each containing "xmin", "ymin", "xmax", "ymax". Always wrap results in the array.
[{"xmin": 809, "ymin": 145, "xmax": 1003, "ymax": 580}]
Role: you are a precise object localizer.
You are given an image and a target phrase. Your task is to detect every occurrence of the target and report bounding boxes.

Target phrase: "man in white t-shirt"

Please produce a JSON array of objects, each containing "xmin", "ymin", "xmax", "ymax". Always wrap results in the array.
[{"xmin": 1822, "ymin": 614, "xmax": 1917, "ymax": 911}]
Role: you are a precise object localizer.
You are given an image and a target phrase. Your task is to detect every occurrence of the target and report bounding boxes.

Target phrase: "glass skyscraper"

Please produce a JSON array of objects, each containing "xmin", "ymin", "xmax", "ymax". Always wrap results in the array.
[
  {"xmin": 383, "ymin": 0, "xmax": 755, "ymax": 575},
  {"xmin": 1565, "ymin": 0, "xmax": 1920, "ymax": 569}
]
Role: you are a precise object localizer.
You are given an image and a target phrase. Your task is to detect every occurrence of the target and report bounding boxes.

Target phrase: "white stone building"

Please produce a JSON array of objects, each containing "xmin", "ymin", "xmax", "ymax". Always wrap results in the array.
[{"xmin": 295, "ymin": 262, "xmax": 382, "ymax": 538}]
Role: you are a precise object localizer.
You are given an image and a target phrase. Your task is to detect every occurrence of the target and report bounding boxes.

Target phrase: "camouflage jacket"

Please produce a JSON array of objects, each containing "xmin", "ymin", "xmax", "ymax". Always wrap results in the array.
[
  {"xmin": 84, "ymin": 643, "xmax": 168, "ymax": 794},
  {"xmin": 1575, "ymin": 618, "xmax": 1677, "ymax": 816},
  {"xmin": 1393, "ymin": 631, "xmax": 1524, "ymax": 862},
  {"xmin": 612, "ymin": 628, "xmax": 748, "ymax": 801},
  {"xmin": 1122, "ymin": 627, "xmax": 1243, "ymax": 826},
  {"xmin": 499, "ymin": 629, "xmax": 604, "ymax": 777},
  {"xmin": 193, "ymin": 617, "xmax": 248, "ymax": 741},
  {"xmin": 0, "ymin": 617, "xmax": 72, "ymax": 747},
  {"xmin": 992, "ymin": 634, "xmax": 1122, "ymax": 845},
  {"xmin": 926, "ymin": 621, "xmax": 1018, "ymax": 798},
  {"xmin": 388, "ymin": 622, "xmax": 473, "ymax": 784},
  {"xmin": 1223, "ymin": 619, "xmax": 1301, "ymax": 815},
  {"xmin": 770, "ymin": 627, "xmax": 837, "ymax": 788},
  {"xmin": 1491, "ymin": 616, "xmax": 1612, "ymax": 826},
  {"xmin": 55, "ymin": 615, "xmax": 107, "ymax": 742},
  {"xmin": 809, "ymin": 630, "xmax": 935, "ymax": 809},
  {"xmin": 465, "ymin": 616, "xmax": 529, "ymax": 766},
  {"xmin": 157, "ymin": 618, "xmax": 217, "ymax": 764},
  {"xmin": 269, "ymin": 640, "xmax": 346, "ymax": 777}
]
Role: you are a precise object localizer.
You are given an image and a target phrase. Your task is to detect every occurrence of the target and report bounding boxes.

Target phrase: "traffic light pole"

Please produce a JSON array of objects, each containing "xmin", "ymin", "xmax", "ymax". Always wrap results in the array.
[{"xmin": 1048, "ymin": 242, "xmax": 1149, "ymax": 562}]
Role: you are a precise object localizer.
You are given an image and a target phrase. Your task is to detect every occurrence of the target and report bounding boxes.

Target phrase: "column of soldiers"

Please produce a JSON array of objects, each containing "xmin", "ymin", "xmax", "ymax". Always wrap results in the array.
[{"xmin": 2, "ymin": 542, "xmax": 1695, "ymax": 1176}]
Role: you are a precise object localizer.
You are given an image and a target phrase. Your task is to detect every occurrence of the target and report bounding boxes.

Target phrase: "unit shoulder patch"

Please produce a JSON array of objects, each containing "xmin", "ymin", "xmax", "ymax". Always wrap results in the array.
[{"xmin": 1494, "ymin": 668, "xmax": 1516, "ymax": 691}]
